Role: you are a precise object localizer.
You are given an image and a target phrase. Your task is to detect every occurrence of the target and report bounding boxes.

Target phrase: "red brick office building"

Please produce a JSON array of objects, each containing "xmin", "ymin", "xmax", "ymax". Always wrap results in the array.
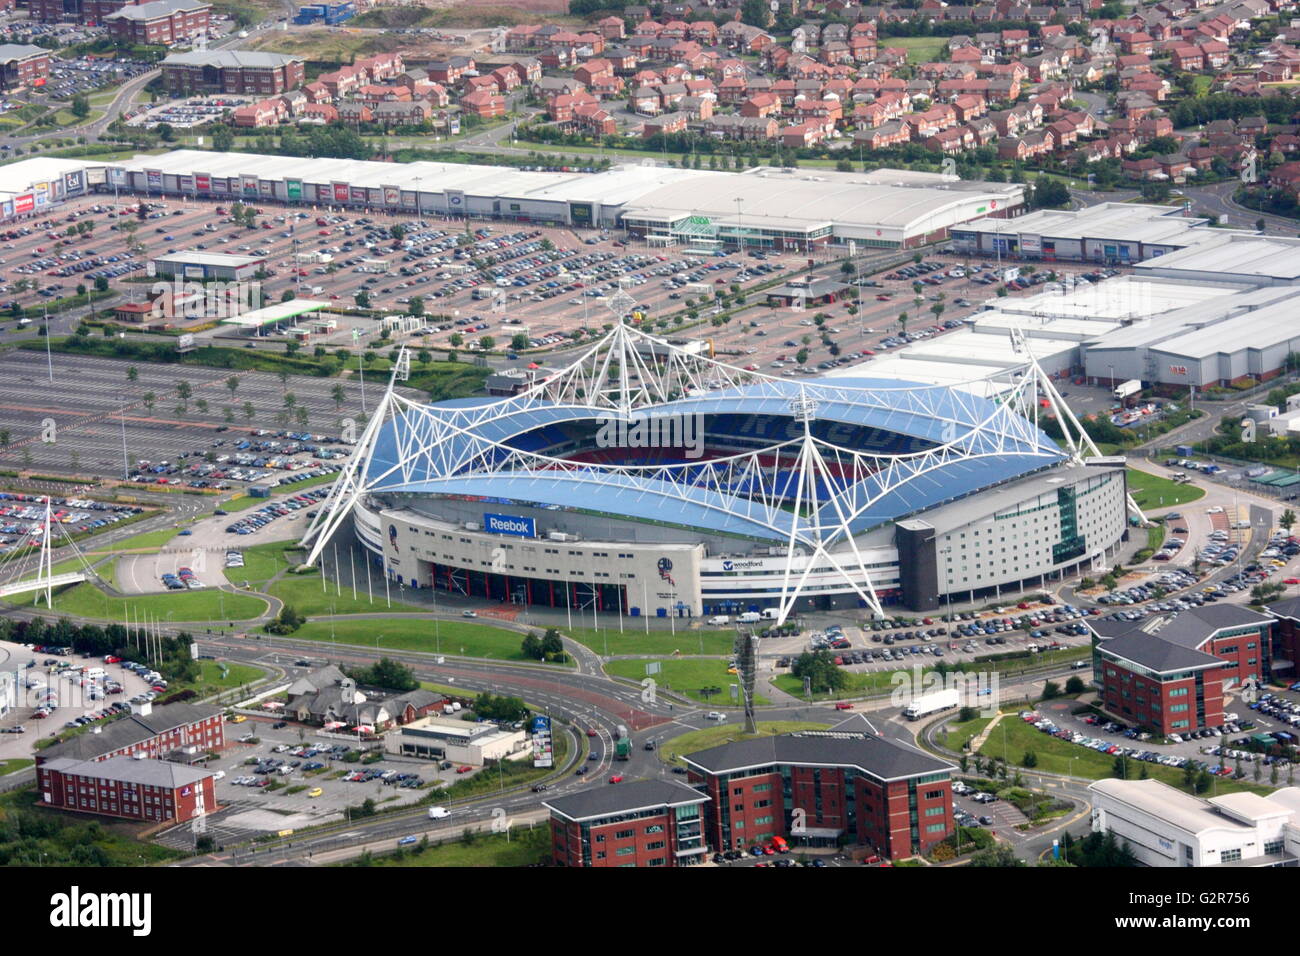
[
  {"xmin": 105, "ymin": 0, "xmax": 211, "ymax": 45},
  {"xmin": 161, "ymin": 50, "xmax": 305, "ymax": 96},
  {"xmin": 37, "ymin": 755, "xmax": 216, "ymax": 824},
  {"xmin": 545, "ymin": 779, "xmax": 710, "ymax": 867},
  {"xmin": 1091, "ymin": 606, "xmax": 1273, "ymax": 733},
  {"xmin": 34, "ymin": 701, "xmax": 225, "ymax": 767},
  {"xmin": 1264, "ymin": 596, "xmax": 1300, "ymax": 677},
  {"xmin": 0, "ymin": 44, "xmax": 52, "ymax": 92},
  {"xmin": 682, "ymin": 731, "xmax": 955, "ymax": 859}
]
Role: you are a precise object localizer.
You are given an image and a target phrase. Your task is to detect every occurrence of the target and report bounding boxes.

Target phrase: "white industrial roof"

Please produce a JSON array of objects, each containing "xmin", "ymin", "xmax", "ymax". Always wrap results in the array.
[
  {"xmin": 1148, "ymin": 297, "xmax": 1300, "ymax": 360},
  {"xmin": 1090, "ymin": 778, "xmax": 1253, "ymax": 836},
  {"xmin": 970, "ymin": 311, "xmax": 1123, "ymax": 340},
  {"xmin": 994, "ymin": 276, "xmax": 1238, "ymax": 321},
  {"xmin": 0, "ymin": 156, "xmax": 96, "ymax": 198},
  {"xmin": 820, "ymin": 355, "xmax": 1013, "ymax": 397},
  {"xmin": 958, "ymin": 202, "xmax": 1215, "ymax": 243},
  {"xmin": 622, "ymin": 165, "xmax": 1022, "ymax": 233},
  {"xmin": 156, "ymin": 250, "xmax": 262, "ymax": 268},
  {"xmin": 896, "ymin": 327, "xmax": 1077, "ymax": 369},
  {"xmin": 1133, "ymin": 233, "xmax": 1300, "ymax": 281},
  {"xmin": 1081, "ymin": 284, "xmax": 1300, "ymax": 351}
]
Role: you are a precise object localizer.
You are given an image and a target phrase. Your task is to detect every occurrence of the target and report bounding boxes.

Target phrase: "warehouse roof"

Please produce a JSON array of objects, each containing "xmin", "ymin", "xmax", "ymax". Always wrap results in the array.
[
  {"xmin": 1089, "ymin": 778, "xmax": 1258, "ymax": 836},
  {"xmin": 1147, "ymin": 297, "xmax": 1300, "ymax": 361},
  {"xmin": 623, "ymin": 166, "xmax": 1020, "ymax": 233},
  {"xmin": 956, "ymin": 202, "xmax": 1213, "ymax": 245},
  {"xmin": 1133, "ymin": 233, "xmax": 1300, "ymax": 281},
  {"xmin": 155, "ymin": 250, "xmax": 263, "ymax": 268},
  {"xmin": 995, "ymin": 277, "xmax": 1238, "ymax": 321}
]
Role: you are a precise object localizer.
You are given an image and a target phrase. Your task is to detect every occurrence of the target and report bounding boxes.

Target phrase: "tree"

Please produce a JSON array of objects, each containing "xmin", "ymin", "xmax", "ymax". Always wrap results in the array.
[
  {"xmin": 1281, "ymin": 508, "xmax": 1296, "ymax": 534},
  {"xmin": 156, "ymin": 122, "xmax": 175, "ymax": 142},
  {"xmin": 408, "ymin": 295, "xmax": 424, "ymax": 317},
  {"xmin": 448, "ymin": 332, "xmax": 463, "ymax": 349},
  {"xmin": 521, "ymin": 631, "xmax": 544, "ymax": 661},
  {"xmin": 796, "ymin": 348, "xmax": 809, "ymax": 365},
  {"xmin": 1065, "ymin": 675, "xmax": 1086, "ymax": 694},
  {"xmin": 479, "ymin": 335, "xmax": 495, "ymax": 351},
  {"xmin": 126, "ymin": 365, "xmax": 138, "ymax": 383},
  {"xmin": 70, "ymin": 94, "xmax": 90, "ymax": 120},
  {"xmin": 389, "ymin": 224, "xmax": 406, "ymax": 241},
  {"xmin": 243, "ymin": 400, "xmax": 256, "ymax": 421},
  {"xmin": 141, "ymin": 391, "xmax": 156, "ymax": 412},
  {"xmin": 354, "ymin": 290, "xmax": 371, "ymax": 309},
  {"xmin": 740, "ymin": 0, "xmax": 771, "ymax": 26},
  {"xmin": 330, "ymin": 383, "xmax": 346, "ymax": 410},
  {"xmin": 1041, "ymin": 680, "xmax": 1061, "ymax": 700},
  {"xmin": 511, "ymin": 333, "xmax": 529, "ymax": 351},
  {"xmin": 1022, "ymin": 750, "xmax": 1038, "ymax": 768},
  {"xmin": 176, "ymin": 381, "xmax": 192, "ymax": 402},
  {"xmin": 968, "ymin": 845, "xmax": 1025, "ymax": 867},
  {"xmin": 212, "ymin": 125, "xmax": 234, "ymax": 151},
  {"xmin": 790, "ymin": 649, "xmax": 848, "ymax": 694}
]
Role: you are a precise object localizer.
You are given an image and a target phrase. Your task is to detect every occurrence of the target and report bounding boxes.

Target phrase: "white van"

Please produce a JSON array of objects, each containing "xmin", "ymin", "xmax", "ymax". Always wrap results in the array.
[
  {"xmin": 737, "ymin": 611, "xmax": 762, "ymax": 623},
  {"xmin": 707, "ymin": 615, "xmax": 730, "ymax": 626},
  {"xmin": 760, "ymin": 608, "xmax": 780, "ymax": 620},
  {"xmin": 428, "ymin": 806, "xmax": 451, "ymax": 819}
]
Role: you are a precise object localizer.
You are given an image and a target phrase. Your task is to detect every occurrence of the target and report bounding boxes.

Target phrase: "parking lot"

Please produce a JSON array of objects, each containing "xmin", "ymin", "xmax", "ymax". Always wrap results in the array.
[
  {"xmin": 0, "ymin": 346, "xmax": 424, "ymax": 481},
  {"xmin": 760, "ymin": 600, "xmax": 1095, "ymax": 675},
  {"xmin": 0, "ymin": 642, "xmax": 156, "ymax": 760},
  {"xmin": 188, "ymin": 716, "xmax": 486, "ymax": 837},
  {"xmin": 0, "ymin": 490, "xmax": 146, "ymax": 558}
]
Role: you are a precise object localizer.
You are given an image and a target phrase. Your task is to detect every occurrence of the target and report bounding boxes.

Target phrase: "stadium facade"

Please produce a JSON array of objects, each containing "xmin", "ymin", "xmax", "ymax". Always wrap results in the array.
[{"xmin": 302, "ymin": 326, "xmax": 1130, "ymax": 620}]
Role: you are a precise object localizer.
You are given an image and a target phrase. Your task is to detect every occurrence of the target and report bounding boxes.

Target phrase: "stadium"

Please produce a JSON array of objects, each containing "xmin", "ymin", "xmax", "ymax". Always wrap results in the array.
[{"xmin": 302, "ymin": 324, "xmax": 1132, "ymax": 620}]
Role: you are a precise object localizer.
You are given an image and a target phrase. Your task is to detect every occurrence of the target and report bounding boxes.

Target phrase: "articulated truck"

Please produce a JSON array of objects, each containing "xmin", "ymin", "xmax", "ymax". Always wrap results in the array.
[{"xmin": 903, "ymin": 688, "xmax": 961, "ymax": 721}]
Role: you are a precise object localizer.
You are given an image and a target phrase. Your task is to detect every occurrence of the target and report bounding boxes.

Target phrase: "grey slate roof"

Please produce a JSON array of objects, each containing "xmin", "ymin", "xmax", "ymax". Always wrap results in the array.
[
  {"xmin": 1098, "ymin": 631, "xmax": 1223, "ymax": 674},
  {"xmin": 39, "ymin": 702, "xmax": 220, "ymax": 763},
  {"xmin": 543, "ymin": 779, "xmax": 708, "ymax": 822},
  {"xmin": 1151, "ymin": 605, "xmax": 1270, "ymax": 649},
  {"xmin": 681, "ymin": 731, "xmax": 953, "ymax": 781},
  {"xmin": 43, "ymin": 755, "xmax": 214, "ymax": 789}
]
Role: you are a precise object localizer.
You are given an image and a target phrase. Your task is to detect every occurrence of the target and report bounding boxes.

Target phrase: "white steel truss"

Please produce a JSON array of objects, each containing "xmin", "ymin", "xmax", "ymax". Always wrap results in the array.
[{"xmin": 300, "ymin": 324, "xmax": 1132, "ymax": 622}]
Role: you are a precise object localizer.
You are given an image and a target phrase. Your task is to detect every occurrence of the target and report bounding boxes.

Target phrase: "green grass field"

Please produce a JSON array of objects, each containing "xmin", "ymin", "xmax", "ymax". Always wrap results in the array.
[
  {"xmin": 89, "ymin": 527, "xmax": 181, "ymax": 554},
  {"xmin": 224, "ymin": 541, "xmax": 295, "ymax": 587},
  {"xmin": 563, "ymin": 625, "xmax": 736, "ymax": 657},
  {"xmin": 604, "ymin": 657, "xmax": 770, "ymax": 706},
  {"xmin": 982, "ymin": 712, "xmax": 1270, "ymax": 795},
  {"xmin": 942, "ymin": 713, "xmax": 994, "ymax": 753},
  {"xmin": 265, "ymin": 571, "xmax": 424, "ymax": 616},
  {"xmin": 10, "ymin": 581, "xmax": 268, "ymax": 622},
  {"xmin": 357, "ymin": 825, "xmax": 550, "ymax": 867},
  {"xmin": 1127, "ymin": 468, "xmax": 1206, "ymax": 510},
  {"xmin": 182, "ymin": 660, "xmax": 267, "ymax": 697},
  {"xmin": 0, "ymin": 758, "xmax": 33, "ymax": 776},
  {"xmin": 886, "ymin": 36, "xmax": 950, "ymax": 62},
  {"xmin": 659, "ymin": 721, "xmax": 828, "ymax": 766},
  {"xmin": 287, "ymin": 617, "xmax": 559, "ymax": 663}
]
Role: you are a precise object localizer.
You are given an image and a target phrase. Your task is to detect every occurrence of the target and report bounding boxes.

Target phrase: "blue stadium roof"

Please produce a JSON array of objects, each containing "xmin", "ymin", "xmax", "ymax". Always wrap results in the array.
[{"xmin": 361, "ymin": 378, "xmax": 1064, "ymax": 539}]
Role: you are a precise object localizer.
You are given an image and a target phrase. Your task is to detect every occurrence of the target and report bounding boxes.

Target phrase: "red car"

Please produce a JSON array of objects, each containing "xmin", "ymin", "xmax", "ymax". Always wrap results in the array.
[
  {"xmin": 834, "ymin": 702, "xmax": 853, "ymax": 710},
  {"xmin": 455, "ymin": 765, "xmax": 473, "ymax": 774},
  {"xmin": 103, "ymin": 655, "xmax": 121, "ymax": 664},
  {"xmin": 608, "ymin": 775, "xmax": 623, "ymax": 784},
  {"xmin": 1285, "ymin": 578, "xmax": 1300, "ymax": 585},
  {"xmin": 586, "ymin": 728, "xmax": 598, "ymax": 738}
]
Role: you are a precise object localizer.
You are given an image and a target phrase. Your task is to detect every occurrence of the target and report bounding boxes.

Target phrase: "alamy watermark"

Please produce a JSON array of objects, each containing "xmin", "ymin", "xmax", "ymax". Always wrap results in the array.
[
  {"xmin": 889, "ymin": 662, "xmax": 1000, "ymax": 718},
  {"xmin": 594, "ymin": 411, "xmax": 705, "ymax": 459}
]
